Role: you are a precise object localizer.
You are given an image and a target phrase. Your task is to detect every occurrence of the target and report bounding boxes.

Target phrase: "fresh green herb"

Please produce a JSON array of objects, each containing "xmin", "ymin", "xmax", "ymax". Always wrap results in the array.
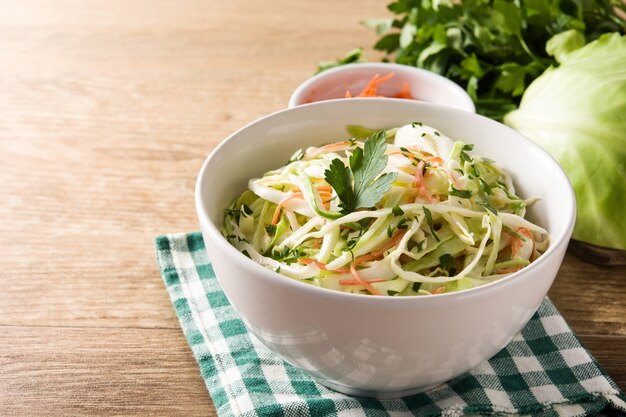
[
  {"xmin": 358, "ymin": 218, "xmax": 371, "ymax": 229},
  {"xmin": 317, "ymin": 48, "xmax": 365, "ymax": 73},
  {"xmin": 460, "ymin": 144, "xmax": 474, "ymax": 163},
  {"xmin": 478, "ymin": 201, "xmax": 498, "ymax": 215},
  {"xmin": 392, "ymin": 205, "xmax": 404, "ymax": 216},
  {"xmin": 324, "ymin": 131, "xmax": 398, "ymax": 214},
  {"xmin": 397, "ymin": 218, "xmax": 408, "ymax": 230},
  {"xmin": 434, "ymin": 131, "xmax": 440, "ymax": 136},
  {"xmin": 347, "ymin": 0, "xmax": 626, "ymax": 120},
  {"xmin": 265, "ymin": 225, "xmax": 277, "ymax": 235},
  {"xmin": 469, "ymin": 164, "xmax": 481, "ymax": 179},
  {"xmin": 479, "ymin": 178, "xmax": 492, "ymax": 195},
  {"xmin": 287, "ymin": 148, "xmax": 304, "ymax": 164},
  {"xmin": 411, "ymin": 121, "xmax": 423, "ymax": 127},
  {"xmin": 272, "ymin": 246, "xmax": 291, "ymax": 260},
  {"xmin": 275, "ymin": 266, "xmax": 281, "ymax": 273},
  {"xmin": 503, "ymin": 224, "xmax": 526, "ymax": 241},
  {"xmin": 449, "ymin": 185, "xmax": 473, "ymax": 199},
  {"xmin": 387, "ymin": 290, "xmax": 400, "ymax": 296},
  {"xmin": 346, "ymin": 239, "xmax": 358, "ymax": 251},
  {"xmin": 342, "ymin": 222, "xmax": 362, "ymax": 231},
  {"xmin": 423, "ymin": 207, "xmax": 440, "ymax": 242},
  {"xmin": 439, "ymin": 254, "xmax": 454, "ymax": 270},
  {"xmin": 224, "ymin": 208, "xmax": 241, "ymax": 222},
  {"xmin": 412, "ymin": 282, "xmax": 422, "ymax": 292},
  {"xmin": 399, "ymin": 146, "xmax": 410, "ymax": 153},
  {"xmin": 271, "ymin": 245, "xmax": 308, "ymax": 264},
  {"xmin": 241, "ymin": 203, "xmax": 253, "ymax": 217}
]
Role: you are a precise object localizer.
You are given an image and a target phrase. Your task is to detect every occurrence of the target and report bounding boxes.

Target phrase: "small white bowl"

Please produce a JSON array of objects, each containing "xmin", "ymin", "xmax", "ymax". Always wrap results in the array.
[
  {"xmin": 288, "ymin": 63, "xmax": 476, "ymax": 113},
  {"xmin": 196, "ymin": 99, "xmax": 574, "ymax": 398}
]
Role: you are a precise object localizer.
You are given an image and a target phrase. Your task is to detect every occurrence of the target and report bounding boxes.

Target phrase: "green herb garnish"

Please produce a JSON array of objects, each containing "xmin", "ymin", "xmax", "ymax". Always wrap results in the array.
[
  {"xmin": 423, "ymin": 207, "xmax": 440, "ymax": 242},
  {"xmin": 324, "ymin": 131, "xmax": 398, "ymax": 214},
  {"xmin": 392, "ymin": 205, "xmax": 405, "ymax": 216},
  {"xmin": 449, "ymin": 185, "xmax": 473, "ymax": 199},
  {"xmin": 478, "ymin": 201, "xmax": 498, "ymax": 215},
  {"xmin": 439, "ymin": 254, "xmax": 454, "ymax": 270}
]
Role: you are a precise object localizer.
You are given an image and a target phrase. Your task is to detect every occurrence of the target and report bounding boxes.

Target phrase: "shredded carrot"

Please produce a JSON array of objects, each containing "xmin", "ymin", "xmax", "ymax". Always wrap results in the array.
[
  {"xmin": 271, "ymin": 193, "xmax": 302, "ymax": 225},
  {"xmin": 395, "ymin": 82, "xmax": 411, "ymax": 99},
  {"xmin": 414, "ymin": 160, "xmax": 433, "ymax": 203},
  {"xmin": 511, "ymin": 227, "xmax": 534, "ymax": 258},
  {"xmin": 346, "ymin": 230, "xmax": 407, "ymax": 296},
  {"xmin": 298, "ymin": 258, "xmax": 350, "ymax": 273},
  {"xmin": 388, "ymin": 150, "xmax": 420, "ymax": 164},
  {"xmin": 432, "ymin": 286, "xmax": 446, "ymax": 294},
  {"xmin": 304, "ymin": 141, "xmax": 353, "ymax": 160},
  {"xmin": 271, "ymin": 189, "xmax": 333, "ymax": 225},
  {"xmin": 344, "ymin": 72, "xmax": 413, "ymax": 100},
  {"xmin": 339, "ymin": 278, "xmax": 386, "ymax": 286},
  {"xmin": 354, "ymin": 230, "xmax": 407, "ymax": 265},
  {"xmin": 425, "ymin": 156, "xmax": 444, "ymax": 165},
  {"xmin": 349, "ymin": 263, "xmax": 383, "ymax": 295}
]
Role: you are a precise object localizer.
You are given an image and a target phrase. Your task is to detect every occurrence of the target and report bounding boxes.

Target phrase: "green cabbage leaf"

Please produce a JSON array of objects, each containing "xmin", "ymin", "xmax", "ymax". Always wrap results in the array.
[{"xmin": 505, "ymin": 33, "xmax": 626, "ymax": 250}]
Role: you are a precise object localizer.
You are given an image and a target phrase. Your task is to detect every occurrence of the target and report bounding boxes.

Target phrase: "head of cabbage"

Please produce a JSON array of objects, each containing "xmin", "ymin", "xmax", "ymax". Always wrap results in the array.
[{"xmin": 505, "ymin": 32, "xmax": 626, "ymax": 250}]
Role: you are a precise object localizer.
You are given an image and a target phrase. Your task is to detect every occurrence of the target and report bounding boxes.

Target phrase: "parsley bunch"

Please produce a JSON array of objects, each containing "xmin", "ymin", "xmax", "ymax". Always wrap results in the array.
[{"xmin": 323, "ymin": 0, "xmax": 625, "ymax": 120}]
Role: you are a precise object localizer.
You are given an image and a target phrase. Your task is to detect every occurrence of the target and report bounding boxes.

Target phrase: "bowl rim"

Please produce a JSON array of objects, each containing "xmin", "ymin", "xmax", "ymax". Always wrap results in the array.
[
  {"xmin": 196, "ymin": 98, "xmax": 576, "ymax": 304},
  {"xmin": 288, "ymin": 62, "xmax": 476, "ymax": 113}
]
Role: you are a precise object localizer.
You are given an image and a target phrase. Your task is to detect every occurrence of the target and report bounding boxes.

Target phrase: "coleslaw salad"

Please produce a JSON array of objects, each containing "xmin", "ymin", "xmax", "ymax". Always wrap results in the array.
[{"xmin": 222, "ymin": 123, "xmax": 549, "ymax": 296}]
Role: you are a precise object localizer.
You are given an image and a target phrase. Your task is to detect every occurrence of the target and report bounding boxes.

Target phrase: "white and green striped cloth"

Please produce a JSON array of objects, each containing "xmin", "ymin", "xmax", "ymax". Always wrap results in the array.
[{"xmin": 155, "ymin": 232, "xmax": 626, "ymax": 417}]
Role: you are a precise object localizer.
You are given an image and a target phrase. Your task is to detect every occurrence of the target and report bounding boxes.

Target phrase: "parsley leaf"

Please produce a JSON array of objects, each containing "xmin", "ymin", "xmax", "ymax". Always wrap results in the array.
[
  {"xmin": 449, "ymin": 185, "xmax": 473, "ymax": 199},
  {"xmin": 321, "ymin": 0, "xmax": 626, "ymax": 121},
  {"xmin": 439, "ymin": 254, "xmax": 454, "ymax": 270},
  {"xmin": 392, "ymin": 205, "xmax": 404, "ymax": 216},
  {"xmin": 423, "ymin": 207, "xmax": 440, "ymax": 242},
  {"xmin": 324, "ymin": 131, "xmax": 398, "ymax": 214},
  {"xmin": 478, "ymin": 201, "xmax": 498, "ymax": 215}
]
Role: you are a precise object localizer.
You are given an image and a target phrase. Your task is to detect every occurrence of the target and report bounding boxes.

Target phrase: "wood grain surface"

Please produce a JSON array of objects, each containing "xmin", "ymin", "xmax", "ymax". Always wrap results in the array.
[{"xmin": 0, "ymin": 1, "xmax": 624, "ymax": 415}]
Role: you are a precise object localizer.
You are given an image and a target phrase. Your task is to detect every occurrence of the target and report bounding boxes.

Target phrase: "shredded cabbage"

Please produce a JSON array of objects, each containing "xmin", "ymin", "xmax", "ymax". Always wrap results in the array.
[{"xmin": 222, "ymin": 123, "xmax": 549, "ymax": 296}]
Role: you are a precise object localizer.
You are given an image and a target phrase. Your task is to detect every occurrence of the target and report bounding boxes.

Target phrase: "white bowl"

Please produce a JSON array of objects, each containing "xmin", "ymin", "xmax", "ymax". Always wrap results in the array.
[
  {"xmin": 195, "ymin": 99, "xmax": 575, "ymax": 398},
  {"xmin": 288, "ymin": 63, "xmax": 476, "ymax": 113}
]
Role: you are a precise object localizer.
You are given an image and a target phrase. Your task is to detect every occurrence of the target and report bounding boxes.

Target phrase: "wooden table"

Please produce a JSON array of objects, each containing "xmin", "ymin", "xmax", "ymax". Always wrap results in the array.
[{"xmin": 1, "ymin": 1, "xmax": 624, "ymax": 415}]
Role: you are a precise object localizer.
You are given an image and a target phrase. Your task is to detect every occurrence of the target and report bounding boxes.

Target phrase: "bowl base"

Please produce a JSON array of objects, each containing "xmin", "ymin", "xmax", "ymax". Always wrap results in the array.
[{"xmin": 314, "ymin": 378, "xmax": 440, "ymax": 400}]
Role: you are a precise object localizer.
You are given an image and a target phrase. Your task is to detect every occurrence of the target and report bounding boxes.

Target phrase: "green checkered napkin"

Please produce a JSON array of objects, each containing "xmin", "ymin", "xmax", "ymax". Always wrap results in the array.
[{"xmin": 155, "ymin": 232, "xmax": 626, "ymax": 417}]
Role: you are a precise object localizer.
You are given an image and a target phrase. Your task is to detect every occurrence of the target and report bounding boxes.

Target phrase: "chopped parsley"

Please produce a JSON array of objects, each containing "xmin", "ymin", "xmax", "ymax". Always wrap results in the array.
[
  {"xmin": 392, "ymin": 205, "xmax": 405, "ymax": 216},
  {"xmin": 449, "ymin": 185, "xmax": 473, "ymax": 199},
  {"xmin": 423, "ymin": 207, "xmax": 440, "ymax": 242}
]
